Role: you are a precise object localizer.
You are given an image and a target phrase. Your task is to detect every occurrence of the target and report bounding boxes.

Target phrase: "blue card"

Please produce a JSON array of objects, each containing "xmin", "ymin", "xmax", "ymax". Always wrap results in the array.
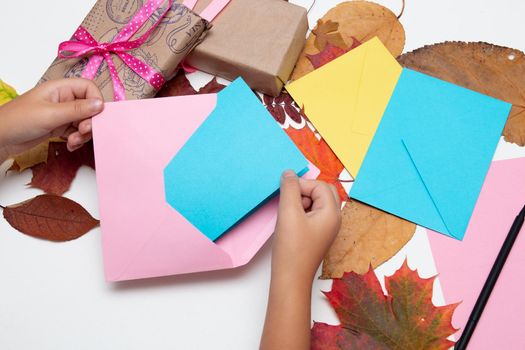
[
  {"xmin": 350, "ymin": 69, "xmax": 511, "ymax": 240},
  {"xmin": 164, "ymin": 78, "xmax": 308, "ymax": 241}
]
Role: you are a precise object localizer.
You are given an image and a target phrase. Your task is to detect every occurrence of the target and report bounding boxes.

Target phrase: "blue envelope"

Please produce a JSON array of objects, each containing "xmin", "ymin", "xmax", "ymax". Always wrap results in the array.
[
  {"xmin": 164, "ymin": 78, "xmax": 308, "ymax": 241},
  {"xmin": 350, "ymin": 69, "xmax": 511, "ymax": 240}
]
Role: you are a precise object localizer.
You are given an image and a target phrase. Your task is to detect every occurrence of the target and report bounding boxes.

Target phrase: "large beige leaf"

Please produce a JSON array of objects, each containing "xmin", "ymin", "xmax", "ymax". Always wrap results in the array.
[
  {"xmin": 398, "ymin": 42, "xmax": 525, "ymax": 146},
  {"xmin": 321, "ymin": 200, "xmax": 416, "ymax": 278}
]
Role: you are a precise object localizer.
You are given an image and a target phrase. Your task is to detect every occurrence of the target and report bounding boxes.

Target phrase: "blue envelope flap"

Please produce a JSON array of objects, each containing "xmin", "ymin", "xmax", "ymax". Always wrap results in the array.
[
  {"xmin": 351, "ymin": 68, "xmax": 511, "ymax": 240},
  {"xmin": 164, "ymin": 78, "xmax": 308, "ymax": 241}
]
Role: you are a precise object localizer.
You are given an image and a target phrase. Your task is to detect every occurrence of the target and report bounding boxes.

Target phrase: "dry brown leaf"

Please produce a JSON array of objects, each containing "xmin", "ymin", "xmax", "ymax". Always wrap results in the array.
[
  {"xmin": 291, "ymin": 1, "xmax": 406, "ymax": 81},
  {"xmin": 398, "ymin": 42, "xmax": 525, "ymax": 146},
  {"xmin": 2, "ymin": 194, "xmax": 99, "ymax": 242},
  {"xmin": 9, "ymin": 138, "xmax": 64, "ymax": 172},
  {"xmin": 321, "ymin": 200, "xmax": 416, "ymax": 278}
]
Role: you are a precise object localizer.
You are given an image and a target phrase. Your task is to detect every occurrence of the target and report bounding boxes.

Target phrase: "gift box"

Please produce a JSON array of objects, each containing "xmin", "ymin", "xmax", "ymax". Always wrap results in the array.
[
  {"xmin": 187, "ymin": 0, "xmax": 308, "ymax": 96},
  {"xmin": 40, "ymin": 0, "xmax": 211, "ymax": 101}
]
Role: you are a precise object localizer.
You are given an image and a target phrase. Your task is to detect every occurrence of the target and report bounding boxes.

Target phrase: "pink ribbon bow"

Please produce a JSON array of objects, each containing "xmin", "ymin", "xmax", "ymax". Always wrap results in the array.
[{"xmin": 58, "ymin": 0, "xmax": 172, "ymax": 101}]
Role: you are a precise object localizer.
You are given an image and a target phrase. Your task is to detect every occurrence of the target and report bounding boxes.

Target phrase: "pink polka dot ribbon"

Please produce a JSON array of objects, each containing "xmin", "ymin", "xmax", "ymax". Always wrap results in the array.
[{"xmin": 58, "ymin": 0, "xmax": 172, "ymax": 101}]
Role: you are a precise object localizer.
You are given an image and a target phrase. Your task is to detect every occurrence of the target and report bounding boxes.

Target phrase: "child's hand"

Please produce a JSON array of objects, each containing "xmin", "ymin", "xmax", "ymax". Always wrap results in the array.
[
  {"xmin": 0, "ymin": 78, "xmax": 103, "ymax": 160},
  {"xmin": 260, "ymin": 172, "xmax": 341, "ymax": 350},
  {"xmin": 272, "ymin": 171, "xmax": 342, "ymax": 285}
]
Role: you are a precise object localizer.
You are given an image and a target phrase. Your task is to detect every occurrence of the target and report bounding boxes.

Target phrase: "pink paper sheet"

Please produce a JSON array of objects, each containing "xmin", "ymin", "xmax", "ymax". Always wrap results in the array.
[
  {"xmin": 93, "ymin": 94, "xmax": 318, "ymax": 281},
  {"xmin": 428, "ymin": 158, "xmax": 525, "ymax": 348}
]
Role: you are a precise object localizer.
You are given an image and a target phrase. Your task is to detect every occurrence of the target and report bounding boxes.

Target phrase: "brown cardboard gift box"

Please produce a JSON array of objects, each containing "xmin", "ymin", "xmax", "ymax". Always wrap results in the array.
[
  {"xmin": 41, "ymin": 0, "xmax": 210, "ymax": 101},
  {"xmin": 187, "ymin": 0, "xmax": 308, "ymax": 96}
]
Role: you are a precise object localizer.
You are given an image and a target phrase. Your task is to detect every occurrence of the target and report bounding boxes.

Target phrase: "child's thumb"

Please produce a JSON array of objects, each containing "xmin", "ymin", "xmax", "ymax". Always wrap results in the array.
[{"xmin": 278, "ymin": 170, "xmax": 303, "ymax": 215}]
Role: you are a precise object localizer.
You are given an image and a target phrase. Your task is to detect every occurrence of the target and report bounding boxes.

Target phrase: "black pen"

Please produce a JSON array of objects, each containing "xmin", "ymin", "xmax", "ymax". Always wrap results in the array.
[{"xmin": 455, "ymin": 203, "xmax": 525, "ymax": 350}]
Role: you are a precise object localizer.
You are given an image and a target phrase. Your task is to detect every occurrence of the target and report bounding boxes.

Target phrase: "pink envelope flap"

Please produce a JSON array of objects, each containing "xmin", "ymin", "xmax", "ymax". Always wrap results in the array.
[{"xmin": 93, "ymin": 93, "xmax": 318, "ymax": 281}]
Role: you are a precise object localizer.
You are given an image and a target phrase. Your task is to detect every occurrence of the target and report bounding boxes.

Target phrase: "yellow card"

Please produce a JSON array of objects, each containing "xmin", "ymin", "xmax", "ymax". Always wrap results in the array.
[{"xmin": 286, "ymin": 37, "xmax": 402, "ymax": 177}]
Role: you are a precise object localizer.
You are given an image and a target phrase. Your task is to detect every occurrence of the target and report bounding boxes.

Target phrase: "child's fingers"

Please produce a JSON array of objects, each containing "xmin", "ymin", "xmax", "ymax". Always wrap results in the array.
[
  {"xmin": 298, "ymin": 179, "xmax": 339, "ymax": 213},
  {"xmin": 78, "ymin": 119, "xmax": 92, "ymax": 135},
  {"xmin": 67, "ymin": 131, "xmax": 92, "ymax": 151},
  {"xmin": 51, "ymin": 98, "xmax": 103, "ymax": 126},
  {"xmin": 51, "ymin": 78, "xmax": 104, "ymax": 101},
  {"xmin": 301, "ymin": 196, "xmax": 312, "ymax": 210}
]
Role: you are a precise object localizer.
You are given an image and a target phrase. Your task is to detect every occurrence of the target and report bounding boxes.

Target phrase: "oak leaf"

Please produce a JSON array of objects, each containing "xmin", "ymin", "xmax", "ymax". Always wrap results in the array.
[
  {"xmin": 312, "ymin": 261, "xmax": 458, "ymax": 350},
  {"xmin": 285, "ymin": 126, "xmax": 347, "ymax": 200},
  {"xmin": 2, "ymin": 194, "xmax": 99, "ymax": 242},
  {"xmin": 9, "ymin": 138, "xmax": 64, "ymax": 172},
  {"xmin": 312, "ymin": 19, "xmax": 348, "ymax": 51},
  {"xmin": 292, "ymin": 1, "xmax": 406, "ymax": 81},
  {"xmin": 29, "ymin": 141, "xmax": 95, "ymax": 195},
  {"xmin": 322, "ymin": 200, "xmax": 416, "ymax": 278},
  {"xmin": 0, "ymin": 79, "xmax": 17, "ymax": 106},
  {"xmin": 398, "ymin": 42, "xmax": 525, "ymax": 146}
]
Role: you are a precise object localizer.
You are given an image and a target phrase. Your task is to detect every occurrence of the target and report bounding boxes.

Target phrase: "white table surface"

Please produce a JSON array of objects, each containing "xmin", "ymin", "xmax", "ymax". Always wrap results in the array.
[{"xmin": 1, "ymin": 0, "xmax": 525, "ymax": 349}]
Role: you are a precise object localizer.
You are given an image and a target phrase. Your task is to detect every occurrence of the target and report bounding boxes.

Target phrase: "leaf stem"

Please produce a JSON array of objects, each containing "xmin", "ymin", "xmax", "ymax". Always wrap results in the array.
[
  {"xmin": 0, "ymin": 204, "xmax": 5, "ymax": 210},
  {"xmin": 398, "ymin": 0, "xmax": 405, "ymax": 19},
  {"xmin": 338, "ymin": 179, "xmax": 355, "ymax": 183}
]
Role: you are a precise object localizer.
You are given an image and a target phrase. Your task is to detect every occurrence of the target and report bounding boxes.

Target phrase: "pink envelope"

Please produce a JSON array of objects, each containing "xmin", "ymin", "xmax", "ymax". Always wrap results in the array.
[
  {"xmin": 92, "ymin": 94, "xmax": 318, "ymax": 281},
  {"xmin": 428, "ymin": 158, "xmax": 525, "ymax": 348}
]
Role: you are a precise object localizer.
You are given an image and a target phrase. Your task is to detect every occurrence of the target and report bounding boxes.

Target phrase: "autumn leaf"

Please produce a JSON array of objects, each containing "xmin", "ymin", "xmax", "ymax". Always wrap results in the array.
[
  {"xmin": 398, "ymin": 42, "xmax": 525, "ymax": 146},
  {"xmin": 2, "ymin": 194, "xmax": 99, "ymax": 242},
  {"xmin": 156, "ymin": 69, "xmax": 197, "ymax": 97},
  {"xmin": 0, "ymin": 79, "xmax": 17, "ymax": 106},
  {"xmin": 9, "ymin": 138, "xmax": 64, "ymax": 172},
  {"xmin": 30, "ymin": 141, "xmax": 95, "ymax": 195},
  {"xmin": 263, "ymin": 91, "xmax": 302, "ymax": 125},
  {"xmin": 312, "ymin": 261, "xmax": 458, "ymax": 350},
  {"xmin": 307, "ymin": 44, "xmax": 352, "ymax": 70},
  {"xmin": 285, "ymin": 126, "xmax": 347, "ymax": 200},
  {"xmin": 292, "ymin": 1, "xmax": 406, "ymax": 80},
  {"xmin": 197, "ymin": 77, "xmax": 226, "ymax": 94},
  {"xmin": 312, "ymin": 19, "xmax": 348, "ymax": 51},
  {"xmin": 322, "ymin": 200, "xmax": 416, "ymax": 278},
  {"xmin": 156, "ymin": 71, "xmax": 225, "ymax": 97}
]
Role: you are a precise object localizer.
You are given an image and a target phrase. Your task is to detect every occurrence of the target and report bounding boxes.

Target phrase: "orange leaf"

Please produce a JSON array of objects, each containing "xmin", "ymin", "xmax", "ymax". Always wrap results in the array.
[
  {"xmin": 285, "ymin": 126, "xmax": 348, "ymax": 200},
  {"xmin": 312, "ymin": 261, "xmax": 459, "ymax": 349},
  {"xmin": 2, "ymin": 195, "xmax": 99, "ymax": 242},
  {"xmin": 292, "ymin": 1, "xmax": 405, "ymax": 81}
]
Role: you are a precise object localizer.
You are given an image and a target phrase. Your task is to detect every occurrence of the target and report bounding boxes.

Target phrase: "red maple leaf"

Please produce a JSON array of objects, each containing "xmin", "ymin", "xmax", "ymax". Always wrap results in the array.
[
  {"xmin": 312, "ymin": 261, "xmax": 459, "ymax": 350},
  {"xmin": 307, "ymin": 37, "xmax": 362, "ymax": 70},
  {"xmin": 29, "ymin": 141, "xmax": 95, "ymax": 196},
  {"xmin": 285, "ymin": 126, "xmax": 347, "ymax": 200},
  {"xmin": 197, "ymin": 77, "xmax": 226, "ymax": 94}
]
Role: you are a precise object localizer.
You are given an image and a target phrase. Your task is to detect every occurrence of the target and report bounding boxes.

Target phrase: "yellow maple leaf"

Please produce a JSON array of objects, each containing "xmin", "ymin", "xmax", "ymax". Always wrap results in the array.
[{"xmin": 0, "ymin": 79, "xmax": 17, "ymax": 106}]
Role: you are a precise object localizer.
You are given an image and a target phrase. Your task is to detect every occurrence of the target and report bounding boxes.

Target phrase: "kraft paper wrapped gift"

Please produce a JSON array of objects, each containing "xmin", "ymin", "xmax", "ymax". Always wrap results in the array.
[
  {"xmin": 186, "ymin": 0, "xmax": 308, "ymax": 96},
  {"xmin": 40, "ymin": 0, "xmax": 212, "ymax": 101}
]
